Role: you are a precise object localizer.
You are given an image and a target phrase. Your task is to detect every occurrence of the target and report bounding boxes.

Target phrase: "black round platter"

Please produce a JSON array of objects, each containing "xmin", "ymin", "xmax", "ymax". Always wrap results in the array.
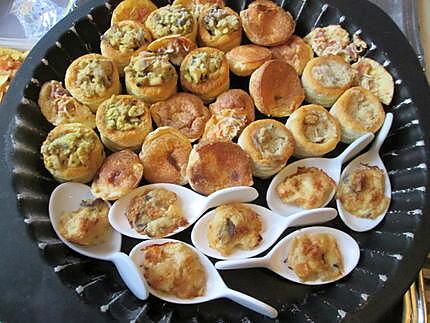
[{"xmin": 1, "ymin": 0, "xmax": 430, "ymax": 321}]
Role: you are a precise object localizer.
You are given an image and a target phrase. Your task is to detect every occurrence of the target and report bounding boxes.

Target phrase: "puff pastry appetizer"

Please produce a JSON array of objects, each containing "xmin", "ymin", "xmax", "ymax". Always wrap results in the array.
[
  {"xmin": 172, "ymin": 0, "xmax": 225, "ymax": 17},
  {"xmin": 91, "ymin": 150, "xmax": 144, "ymax": 200},
  {"xmin": 249, "ymin": 59, "xmax": 304, "ymax": 117},
  {"xmin": 238, "ymin": 119, "xmax": 295, "ymax": 178},
  {"xmin": 330, "ymin": 86, "xmax": 385, "ymax": 143},
  {"xmin": 302, "ymin": 55, "xmax": 355, "ymax": 107},
  {"xmin": 139, "ymin": 127, "xmax": 192, "ymax": 185},
  {"xmin": 226, "ymin": 44, "xmax": 272, "ymax": 77},
  {"xmin": 286, "ymin": 104, "xmax": 341, "ymax": 158},
  {"xmin": 41, "ymin": 123, "xmax": 105, "ymax": 183},
  {"xmin": 111, "ymin": 0, "xmax": 157, "ymax": 25},
  {"xmin": 38, "ymin": 80, "xmax": 95, "ymax": 128},
  {"xmin": 65, "ymin": 54, "xmax": 121, "ymax": 112},
  {"xmin": 147, "ymin": 35, "xmax": 197, "ymax": 66}
]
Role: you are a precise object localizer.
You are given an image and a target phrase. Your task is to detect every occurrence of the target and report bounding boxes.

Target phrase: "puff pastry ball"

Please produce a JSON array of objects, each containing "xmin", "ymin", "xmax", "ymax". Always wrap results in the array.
[
  {"xmin": 139, "ymin": 127, "xmax": 192, "ymax": 185},
  {"xmin": 41, "ymin": 123, "xmax": 105, "ymax": 183},
  {"xmin": 286, "ymin": 104, "xmax": 341, "ymax": 158},
  {"xmin": 186, "ymin": 141, "xmax": 253, "ymax": 195},
  {"xmin": 249, "ymin": 59, "xmax": 304, "ymax": 117},
  {"xmin": 226, "ymin": 45, "xmax": 272, "ymax": 77},
  {"xmin": 330, "ymin": 86, "xmax": 385, "ymax": 143},
  {"xmin": 301, "ymin": 55, "xmax": 355, "ymax": 107},
  {"xmin": 238, "ymin": 119, "xmax": 295, "ymax": 179}
]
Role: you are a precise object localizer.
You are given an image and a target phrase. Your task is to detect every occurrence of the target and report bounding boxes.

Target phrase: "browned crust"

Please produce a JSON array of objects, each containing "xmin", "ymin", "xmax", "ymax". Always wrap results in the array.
[
  {"xmin": 226, "ymin": 44, "xmax": 272, "ymax": 76},
  {"xmin": 147, "ymin": 35, "xmax": 197, "ymax": 66},
  {"xmin": 111, "ymin": 0, "xmax": 158, "ymax": 25},
  {"xmin": 209, "ymin": 89, "xmax": 255, "ymax": 124}
]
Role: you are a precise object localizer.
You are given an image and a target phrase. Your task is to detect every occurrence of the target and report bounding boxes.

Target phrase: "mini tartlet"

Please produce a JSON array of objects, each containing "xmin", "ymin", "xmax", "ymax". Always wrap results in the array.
[
  {"xmin": 147, "ymin": 35, "xmax": 197, "ymax": 66},
  {"xmin": 111, "ymin": 0, "xmax": 158, "ymax": 25},
  {"xmin": 226, "ymin": 45, "xmax": 272, "ymax": 77},
  {"xmin": 172, "ymin": 0, "xmax": 225, "ymax": 16}
]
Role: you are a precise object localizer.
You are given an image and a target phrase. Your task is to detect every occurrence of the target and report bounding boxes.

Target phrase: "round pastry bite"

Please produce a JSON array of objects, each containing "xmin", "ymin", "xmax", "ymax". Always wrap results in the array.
[
  {"xmin": 286, "ymin": 104, "xmax": 341, "ymax": 158},
  {"xmin": 238, "ymin": 119, "xmax": 295, "ymax": 179},
  {"xmin": 226, "ymin": 45, "xmax": 272, "ymax": 77},
  {"xmin": 147, "ymin": 35, "xmax": 197, "ymax": 66},
  {"xmin": 111, "ymin": 0, "xmax": 158, "ymax": 25},
  {"xmin": 91, "ymin": 150, "xmax": 144, "ymax": 201},
  {"xmin": 150, "ymin": 92, "xmax": 210, "ymax": 141},
  {"xmin": 41, "ymin": 123, "xmax": 105, "ymax": 183},
  {"xmin": 249, "ymin": 59, "xmax": 304, "ymax": 117},
  {"xmin": 139, "ymin": 127, "xmax": 192, "ymax": 185},
  {"xmin": 352, "ymin": 57, "xmax": 394, "ymax": 105},
  {"xmin": 38, "ymin": 80, "xmax": 95, "ymax": 128},
  {"xmin": 270, "ymin": 35, "xmax": 314, "ymax": 75},
  {"xmin": 124, "ymin": 52, "xmax": 178, "ymax": 103},
  {"xmin": 198, "ymin": 5, "xmax": 242, "ymax": 52},
  {"xmin": 186, "ymin": 141, "xmax": 253, "ymax": 195},
  {"xmin": 172, "ymin": 0, "xmax": 225, "ymax": 16},
  {"xmin": 240, "ymin": 0, "xmax": 295, "ymax": 47},
  {"xmin": 96, "ymin": 95, "xmax": 152, "ymax": 151},
  {"xmin": 330, "ymin": 86, "xmax": 385, "ymax": 144},
  {"xmin": 302, "ymin": 55, "xmax": 355, "ymax": 107},
  {"xmin": 180, "ymin": 47, "xmax": 229, "ymax": 102},
  {"xmin": 100, "ymin": 20, "xmax": 152, "ymax": 75},
  {"xmin": 209, "ymin": 89, "xmax": 255, "ymax": 124},
  {"xmin": 201, "ymin": 109, "xmax": 247, "ymax": 142},
  {"xmin": 145, "ymin": 5, "xmax": 197, "ymax": 41}
]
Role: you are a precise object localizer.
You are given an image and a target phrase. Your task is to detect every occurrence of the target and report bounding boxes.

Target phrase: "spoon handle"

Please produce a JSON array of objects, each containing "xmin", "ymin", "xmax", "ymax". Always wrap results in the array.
[
  {"xmin": 222, "ymin": 288, "xmax": 278, "ymax": 318},
  {"xmin": 215, "ymin": 257, "xmax": 267, "ymax": 270},
  {"xmin": 202, "ymin": 187, "xmax": 259, "ymax": 212},
  {"xmin": 110, "ymin": 252, "xmax": 149, "ymax": 300},
  {"xmin": 335, "ymin": 133, "xmax": 374, "ymax": 165},
  {"xmin": 371, "ymin": 113, "xmax": 393, "ymax": 153},
  {"xmin": 283, "ymin": 208, "xmax": 338, "ymax": 228}
]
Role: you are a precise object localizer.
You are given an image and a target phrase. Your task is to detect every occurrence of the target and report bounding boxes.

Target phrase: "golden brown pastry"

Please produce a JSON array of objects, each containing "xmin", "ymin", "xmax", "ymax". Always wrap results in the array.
[
  {"xmin": 91, "ymin": 150, "xmax": 144, "ymax": 201},
  {"xmin": 286, "ymin": 104, "xmax": 341, "ymax": 158},
  {"xmin": 111, "ymin": 0, "xmax": 158, "ymax": 25},
  {"xmin": 240, "ymin": 0, "xmax": 295, "ymax": 46},
  {"xmin": 186, "ymin": 141, "xmax": 253, "ymax": 195},
  {"xmin": 201, "ymin": 110, "xmax": 247, "ymax": 142},
  {"xmin": 150, "ymin": 92, "xmax": 210, "ymax": 141},
  {"xmin": 226, "ymin": 44, "xmax": 272, "ymax": 77},
  {"xmin": 96, "ymin": 95, "xmax": 152, "ymax": 151},
  {"xmin": 238, "ymin": 119, "xmax": 295, "ymax": 178},
  {"xmin": 0, "ymin": 48, "xmax": 26, "ymax": 103},
  {"xmin": 209, "ymin": 89, "xmax": 255, "ymax": 124},
  {"xmin": 124, "ymin": 52, "xmax": 178, "ymax": 103},
  {"xmin": 173, "ymin": 0, "xmax": 225, "ymax": 17},
  {"xmin": 180, "ymin": 47, "xmax": 229, "ymax": 102},
  {"xmin": 100, "ymin": 20, "xmax": 152, "ymax": 75},
  {"xmin": 330, "ymin": 86, "xmax": 385, "ymax": 143},
  {"xmin": 301, "ymin": 55, "xmax": 355, "ymax": 107},
  {"xmin": 147, "ymin": 35, "xmax": 197, "ymax": 66},
  {"xmin": 249, "ymin": 59, "xmax": 304, "ymax": 117},
  {"xmin": 64, "ymin": 54, "xmax": 120, "ymax": 113},
  {"xmin": 41, "ymin": 123, "xmax": 105, "ymax": 183},
  {"xmin": 38, "ymin": 80, "xmax": 95, "ymax": 128},
  {"xmin": 270, "ymin": 35, "xmax": 314, "ymax": 75},
  {"xmin": 139, "ymin": 127, "xmax": 192, "ymax": 185},
  {"xmin": 198, "ymin": 5, "xmax": 242, "ymax": 52}
]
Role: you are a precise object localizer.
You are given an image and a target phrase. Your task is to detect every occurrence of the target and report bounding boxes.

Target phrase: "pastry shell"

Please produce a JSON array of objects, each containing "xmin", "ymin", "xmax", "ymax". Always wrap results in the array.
[
  {"xmin": 147, "ymin": 35, "xmax": 197, "ymax": 66},
  {"xmin": 111, "ymin": 0, "xmax": 158, "ymax": 25},
  {"xmin": 226, "ymin": 44, "xmax": 272, "ymax": 77},
  {"xmin": 209, "ymin": 88, "xmax": 255, "ymax": 124},
  {"xmin": 172, "ymin": 0, "xmax": 225, "ymax": 16}
]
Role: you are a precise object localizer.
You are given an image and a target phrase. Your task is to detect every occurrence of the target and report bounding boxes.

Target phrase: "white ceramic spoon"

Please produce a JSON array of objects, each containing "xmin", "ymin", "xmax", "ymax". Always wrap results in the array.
[
  {"xmin": 130, "ymin": 238, "xmax": 278, "ymax": 318},
  {"xmin": 337, "ymin": 113, "xmax": 393, "ymax": 232},
  {"xmin": 215, "ymin": 226, "xmax": 360, "ymax": 285},
  {"xmin": 109, "ymin": 184, "xmax": 259, "ymax": 239},
  {"xmin": 191, "ymin": 204, "xmax": 337, "ymax": 260},
  {"xmin": 49, "ymin": 182, "xmax": 149, "ymax": 300},
  {"xmin": 267, "ymin": 133, "xmax": 375, "ymax": 221}
]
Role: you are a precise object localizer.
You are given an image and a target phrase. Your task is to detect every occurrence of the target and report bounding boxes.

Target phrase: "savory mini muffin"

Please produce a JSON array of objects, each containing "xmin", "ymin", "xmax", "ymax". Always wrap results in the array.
[
  {"xmin": 65, "ymin": 54, "xmax": 121, "ymax": 112},
  {"xmin": 59, "ymin": 199, "xmax": 110, "ymax": 246},
  {"xmin": 147, "ymin": 35, "xmax": 197, "ymax": 66},
  {"xmin": 209, "ymin": 89, "xmax": 255, "ymax": 124},
  {"xmin": 249, "ymin": 59, "xmax": 304, "ymax": 117},
  {"xmin": 96, "ymin": 95, "xmax": 152, "ymax": 151},
  {"xmin": 286, "ymin": 104, "xmax": 341, "ymax": 158},
  {"xmin": 139, "ymin": 127, "xmax": 192, "ymax": 185},
  {"xmin": 352, "ymin": 57, "xmax": 394, "ymax": 105},
  {"xmin": 38, "ymin": 80, "xmax": 95, "ymax": 128},
  {"xmin": 207, "ymin": 203, "xmax": 262, "ymax": 256},
  {"xmin": 180, "ymin": 47, "xmax": 229, "ymax": 102},
  {"xmin": 301, "ymin": 55, "xmax": 355, "ymax": 107},
  {"xmin": 111, "ymin": 0, "xmax": 157, "ymax": 25},
  {"xmin": 101, "ymin": 20, "xmax": 152, "ymax": 75},
  {"xmin": 201, "ymin": 109, "xmax": 247, "ymax": 142},
  {"xmin": 150, "ymin": 92, "xmax": 210, "ymax": 141},
  {"xmin": 226, "ymin": 44, "xmax": 272, "ymax": 77},
  {"xmin": 126, "ymin": 188, "xmax": 187, "ymax": 237},
  {"xmin": 187, "ymin": 141, "xmax": 253, "ymax": 195},
  {"xmin": 287, "ymin": 233, "xmax": 343, "ymax": 282},
  {"xmin": 330, "ymin": 87, "xmax": 385, "ymax": 143},
  {"xmin": 141, "ymin": 242, "xmax": 206, "ymax": 298},
  {"xmin": 198, "ymin": 5, "xmax": 242, "ymax": 52},
  {"xmin": 91, "ymin": 150, "xmax": 143, "ymax": 201},
  {"xmin": 41, "ymin": 123, "xmax": 105, "ymax": 183},
  {"xmin": 277, "ymin": 167, "xmax": 336, "ymax": 208},
  {"xmin": 145, "ymin": 5, "xmax": 197, "ymax": 41},
  {"xmin": 125, "ymin": 52, "xmax": 178, "ymax": 103},
  {"xmin": 337, "ymin": 164, "xmax": 390, "ymax": 219},
  {"xmin": 240, "ymin": 0, "xmax": 295, "ymax": 46},
  {"xmin": 270, "ymin": 35, "xmax": 314, "ymax": 75},
  {"xmin": 238, "ymin": 119, "xmax": 295, "ymax": 178}
]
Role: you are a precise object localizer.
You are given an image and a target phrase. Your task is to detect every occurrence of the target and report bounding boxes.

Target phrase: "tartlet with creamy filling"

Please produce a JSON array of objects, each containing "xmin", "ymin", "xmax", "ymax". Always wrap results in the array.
[
  {"xmin": 147, "ymin": 35, "xmax": 197, "ymax": 66},
  {"xmin": 111, "ymin": 0, "xmax": 158, "ymax": 25}
]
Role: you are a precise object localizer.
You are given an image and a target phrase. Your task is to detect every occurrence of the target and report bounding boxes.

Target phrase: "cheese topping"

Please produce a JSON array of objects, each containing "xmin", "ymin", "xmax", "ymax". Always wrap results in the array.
[
  {"xmin": 203, "ymin": 6, "xmax": 240, "ymax": 37},
  {"xmin": 183, "ymin": 51, "xmax": 223, "ymax": 84},
  {"xmin": 76, "ymin": 58, "xmax": 113, "ymax": 97}
]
